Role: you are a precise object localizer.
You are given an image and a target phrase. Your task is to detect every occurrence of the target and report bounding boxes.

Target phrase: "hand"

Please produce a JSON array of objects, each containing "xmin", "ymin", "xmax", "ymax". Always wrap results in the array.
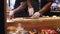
[
  {"xmin": 9, "ymin": 10, "xmax": 15, "ymax": 18},
  {"xmin": 31, "ymin": 12, "xmax": 40, "ymax": 18},
  {"xmin": 28, "ymin": 8, "xmax": 34, "ymax": 16}
]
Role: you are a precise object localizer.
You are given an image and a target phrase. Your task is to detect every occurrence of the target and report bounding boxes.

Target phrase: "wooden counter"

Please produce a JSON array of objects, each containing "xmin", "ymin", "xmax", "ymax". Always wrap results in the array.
[{"xmin": 6, "ymin": 17, "xmax": 60, "ymax": 32}]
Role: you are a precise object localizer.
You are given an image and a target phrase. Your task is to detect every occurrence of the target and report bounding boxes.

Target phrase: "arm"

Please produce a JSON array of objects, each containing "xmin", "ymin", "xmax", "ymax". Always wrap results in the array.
[
  {"xmin": 31, "ymin": 0, "xmax": 55, "ymax": 18},
  {"xmin": 27, "ymin": 0, "xmax": 33, "ymax": 8},
  {"xmin": 27, "ymin": 0, "xmax": 34, "ymax": 16},
  {"xmin": 38, "ymin": 2, "xmax": 52, "ymax": 14},
  {"xmin": 12, "ymin": 2, "xmax": 26, "ymax": 12},
  {"xmin": 9, "ymin": 2, "xmax": 26, "ymax": 18},
  {"xmin": 38, "ymin": 0, "xmax": 55, "ymax": 14}
]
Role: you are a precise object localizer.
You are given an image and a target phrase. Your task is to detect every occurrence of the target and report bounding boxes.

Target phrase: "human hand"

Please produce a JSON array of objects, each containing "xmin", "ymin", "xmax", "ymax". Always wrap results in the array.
[
  {"xmin": 9, "ymin": 10, "xmax": 15, "ymax": 18},
  {"xmin": 28, "ymin": 8, "xmax": 34, "ymax": 16},
  {"xmin": 31, "ymin": 12, "xmax": 40, "ymax": 18}
]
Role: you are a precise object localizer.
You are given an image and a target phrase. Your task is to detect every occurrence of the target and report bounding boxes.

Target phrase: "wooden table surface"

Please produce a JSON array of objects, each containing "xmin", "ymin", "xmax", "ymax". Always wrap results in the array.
[{"xmin": 5, "ymin": 17, "xmax": 60, "ymax": 33}]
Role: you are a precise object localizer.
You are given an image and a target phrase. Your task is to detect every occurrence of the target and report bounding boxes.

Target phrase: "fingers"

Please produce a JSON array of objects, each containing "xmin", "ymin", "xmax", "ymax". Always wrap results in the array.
[
  {"xmin": 28, "ymin": 8, "xmax": 34, "ymax": 16},
  {"xmin": 9, "ymin": 11, "xmax": 14, "ymax": 16},
  {"xmin": 31, "ymin": 12, "xmax": 40, "ymax": 18},
  {"xmin": 9, "ymin": 10, "xmax": 14, "ymax": 18}
]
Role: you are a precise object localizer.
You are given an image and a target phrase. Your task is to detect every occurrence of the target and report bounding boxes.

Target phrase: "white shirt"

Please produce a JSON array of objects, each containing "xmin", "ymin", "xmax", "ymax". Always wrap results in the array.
[{"xmin": 7, "ymin": 0, "xmax": 16, "ymax": 9}]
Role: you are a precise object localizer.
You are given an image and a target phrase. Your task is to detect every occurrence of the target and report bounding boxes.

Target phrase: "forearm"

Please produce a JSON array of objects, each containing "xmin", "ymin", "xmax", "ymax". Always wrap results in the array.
[
  {"xmin": 27, "ymin": 0, "xmax": 33, "ymax": 8},
  {"xmin": 13, "ymin": 2, "xmax": 26, "ymax": 12},
  {"xmin": 38, "ymin": 2, "xmax": 52, "ymax": 14}
]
